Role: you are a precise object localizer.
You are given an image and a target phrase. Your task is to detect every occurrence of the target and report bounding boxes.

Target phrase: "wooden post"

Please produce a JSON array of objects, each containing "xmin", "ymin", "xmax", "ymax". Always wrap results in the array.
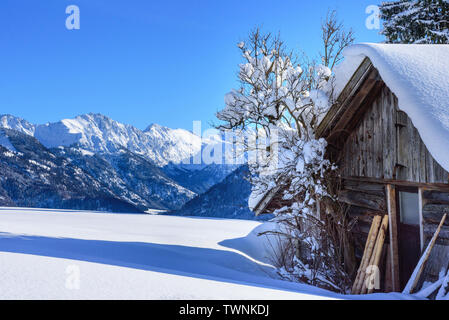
[
  {"xmin": 387, "ymin": 184, "xmax": 400, "ymax": 292},
  {"xmin": 418, "ymin": 188, "xmax": 425, "ymax": 252},
  {"xmin": 384, "ymin": 244, "xmax": 393, "ymax": 292}
]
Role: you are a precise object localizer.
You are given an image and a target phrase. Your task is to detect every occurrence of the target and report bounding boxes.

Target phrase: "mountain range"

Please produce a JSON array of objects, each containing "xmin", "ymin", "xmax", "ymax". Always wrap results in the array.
[
  {"xmin": 0, "ymin": 113, "xmax": 204, "ymax": 166},
  {"xmin": 0, "ymin": 113, "xmax": 257, "ymax": 219}
]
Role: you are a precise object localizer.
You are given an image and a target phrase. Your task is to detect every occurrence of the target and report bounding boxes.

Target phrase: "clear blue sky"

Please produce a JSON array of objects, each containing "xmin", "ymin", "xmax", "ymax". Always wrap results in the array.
[{"xmin": 0, "ymin": 0, "xmax": 383, "ymax": 131}]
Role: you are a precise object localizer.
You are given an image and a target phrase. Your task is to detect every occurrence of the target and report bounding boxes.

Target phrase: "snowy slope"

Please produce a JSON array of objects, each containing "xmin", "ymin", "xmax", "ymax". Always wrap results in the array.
[
  {"xmin": 164, "ymin": 163, "xmax": 238, "ymax": 194},
  {"xmin": 0, "ymin": 208, "xmax": 336, "ymax": 300},
  {"xmin": 143, "ymin": 123, "xmax": 203, "ymax": 166},
  {"xmin": 55, "ymin": 147, "xmax": 195, "ymax": 210},
  {"xmin": 0, "ymin": 208, "xmax": 414, "ymax": 300},
  {"xmin": 0, "ymin": 131, "xmax": 16, "ymax": 152},
  {"xmin": 336, "ymin": 43, "xmax": 449, "ymax": 172},
  {"xmin": 175, "ymin": 165, "xmax": 271, "ymax": 220}
]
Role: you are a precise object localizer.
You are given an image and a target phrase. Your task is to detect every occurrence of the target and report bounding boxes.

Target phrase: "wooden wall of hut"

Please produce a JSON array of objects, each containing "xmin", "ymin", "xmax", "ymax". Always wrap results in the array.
[
  {"xmin": 333, "ymin": 84, "xmax": 449, "ymax": 292},
  {"xmin": 338, "ymin": 85, "xmax": 449, "ymax": 184},
  {"xmin": 339, "ymin": 180, "xmax": 388, "ymax": 256}
]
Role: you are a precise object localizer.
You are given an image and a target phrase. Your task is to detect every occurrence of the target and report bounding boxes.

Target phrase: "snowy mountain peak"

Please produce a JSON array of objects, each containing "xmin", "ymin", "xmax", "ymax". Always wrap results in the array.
[
  {"xmin": 0, "ymin": 113, "xmax": 206, "ymax": 167},
  {"xmin": 0, "ymin": 114, "xmax": 35, "ymax": 136},
  {"xmin": 144, "ymin": 123, "xmax": 164, "ymax": 132}
]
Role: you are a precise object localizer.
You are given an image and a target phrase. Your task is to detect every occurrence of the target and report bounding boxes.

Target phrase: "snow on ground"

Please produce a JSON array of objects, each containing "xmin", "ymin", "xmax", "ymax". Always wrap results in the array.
[{"xmin": 0, "ymin": 208, "xmax": 413, "ymax": 300}]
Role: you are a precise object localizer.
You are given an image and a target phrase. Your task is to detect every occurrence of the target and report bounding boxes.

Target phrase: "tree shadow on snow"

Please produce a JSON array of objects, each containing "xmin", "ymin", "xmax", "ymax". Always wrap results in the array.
[{"xmin": 0, "ymin": 232, "xmax": 331, "ymax": 296}]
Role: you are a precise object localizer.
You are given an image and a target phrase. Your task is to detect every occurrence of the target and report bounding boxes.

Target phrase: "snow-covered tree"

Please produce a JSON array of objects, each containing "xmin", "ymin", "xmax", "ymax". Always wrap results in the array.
[
  {"xmin": 217, "ymin": 28, "xmax": 333, "ymax": 212},
  {"xmin": 380, "ymin": 0, "xmax": 449, "ymax": 44},
  {"xmin": 217, "ymin": 14, "xmax": 354, "ymax": 292}
]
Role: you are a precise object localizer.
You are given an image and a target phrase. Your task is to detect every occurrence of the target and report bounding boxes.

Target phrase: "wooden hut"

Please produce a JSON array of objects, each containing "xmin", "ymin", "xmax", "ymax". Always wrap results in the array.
[{"xmin": 253, "ymin": 44, "xmax": 449, "ymax": 295}]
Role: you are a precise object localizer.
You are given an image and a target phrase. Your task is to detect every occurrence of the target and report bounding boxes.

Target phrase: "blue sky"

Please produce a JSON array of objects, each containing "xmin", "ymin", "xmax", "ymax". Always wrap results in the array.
[{"xmin": 0, "ymin": 0, "xmax": 383, "ymax": 131}]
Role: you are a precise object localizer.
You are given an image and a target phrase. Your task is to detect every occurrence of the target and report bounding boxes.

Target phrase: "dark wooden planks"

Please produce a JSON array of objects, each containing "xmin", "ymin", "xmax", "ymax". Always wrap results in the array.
[
  {"xmin": 339, "ymin": 189, "xmax": 386, "ymax": 212},
  {"xmin": 335, "ymin": 83, "xmax": 449, "ymax": 185},
  {"xmin": 382, "ymin": 87, "xmax": 395, "ymax": 180}
]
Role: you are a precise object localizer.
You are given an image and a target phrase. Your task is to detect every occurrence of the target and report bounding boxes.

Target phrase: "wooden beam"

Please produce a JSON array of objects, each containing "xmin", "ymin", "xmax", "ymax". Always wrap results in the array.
[
  {"xmin": 317, "ymin": 58, "xmax": 373, "ymax": 138},
  {"xmin": 323, "ymin": 73, "xmax": 385, "ymax": 159},
  {"xmin": 343, "ymin": 180, "xmax": 386, "ymax": 197},
  {"xmin": 338, "ymin": 189, "xmax": 386, "ymax": 212},
  {"xmin": 330, "ymin": 74, "xmax": 383, "ymax": 139},
  {"xmin": 387, "ymin": 184, "xmax": 400, "ymax": 292},
  {"xmin": 253, "ymin": 185, "xmax": 282, "ymax": 216},
  {"xmin": 343, "ymin": 176, "xmax": 449, "ymax": 191}
]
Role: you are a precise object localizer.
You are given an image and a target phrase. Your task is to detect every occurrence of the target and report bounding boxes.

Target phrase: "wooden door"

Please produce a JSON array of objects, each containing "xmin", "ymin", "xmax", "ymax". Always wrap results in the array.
[{"xmin": 396, "ymin": 188, "xmax": 421, "ymax": 290}]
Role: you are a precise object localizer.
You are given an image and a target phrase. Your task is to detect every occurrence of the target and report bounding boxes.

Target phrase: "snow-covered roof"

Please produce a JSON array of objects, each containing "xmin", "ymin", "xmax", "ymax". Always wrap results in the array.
[{"xmin": 335, "ymin": 43, "xmax": 449, "ymax": 172}]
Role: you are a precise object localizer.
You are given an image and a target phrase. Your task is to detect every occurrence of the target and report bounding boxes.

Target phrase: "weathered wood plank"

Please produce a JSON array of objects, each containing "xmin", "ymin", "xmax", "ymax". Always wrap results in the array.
[
  {"xmin": 373, "ymin": 96, "xmax": 383, "ymax": 179},
  {"xmin": 419, "ymin": 131, "xmax": 427, "ymax": 183},
  {"xmin": 423, "ymin": 190, "xmax": 449, "ymax": 204},
  {"xmin": 396, "ymin": 110, "xmax": 408, "ymax": 127},
  {"xmin": 365, "ymin": 100, "xmax": 375, "ymax": 178},
  {"xmin": 343, "ymin": 180, "xmax": 386, "ymax": 197},
  {"xmin": 424, "ymin": 223, "xmax": 449, "ymax": 240},
  {"xmin": 387, "ymin": 184, "xmax": 400, "ymax": 292},
  {"xmin": 339, "ymin": 190, "xmax": 387, "ymax": 212},
  {"xmin": 344, "ymin": 177, "xmax": 449, "ymax": 191},
  {"xmin": 396, "ymin": 120, "xmax": 410, "ymax": 180},
  {"xmin": 381, "ymin": 86, "xmax": 396, "ymax": 179},
  {"xmin": 384, "ymin": 244, "xmax": 393, "ymax": 292},
  {"xmin": 421, "ymin": 244, "xmax": 449, "ymax": 285},
  {"xmin": 419, "ymin": 188, "xmax": 425, "ymax": 252},
  {"xmin": 411, "ymin": 122, "xmax": 421, "ymax": 182},
  {"xmin": 434, "ymin": 160, "xmax": 448, "ymax": 184},
  {"xmin": 317, "ymin": 58, "xmax": 373, "ymax": 138},
  {"xmin": 355, "ymin": 220, "xmax": 375, "ymax": 235},
  {"xmin": 331, "ymin": 69, "xmax": 382, "ymax": 139},
  {"xmin": 323, "ymin": 61, "xmax": 449, "ymax": 186},
  {"xmin": 347, "ymin": 205, "xmax": 380, "ymax": 221},
  {"xmin": 423, "ymin": 204, "xmax": 449, "ymax": 225},
  {"xmin": 403, "ymin": 214, "xmax": 447, "ymax": 294},
  {"xmin": 426, "ymin": 148, "xmax": 436, "ymax": 184}
]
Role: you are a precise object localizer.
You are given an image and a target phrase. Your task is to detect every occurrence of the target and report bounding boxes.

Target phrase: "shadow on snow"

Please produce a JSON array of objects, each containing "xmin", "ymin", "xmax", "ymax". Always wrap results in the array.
[{"xmin": 0, "ymin": 232, "xmax": 332, "ymax": 297}]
